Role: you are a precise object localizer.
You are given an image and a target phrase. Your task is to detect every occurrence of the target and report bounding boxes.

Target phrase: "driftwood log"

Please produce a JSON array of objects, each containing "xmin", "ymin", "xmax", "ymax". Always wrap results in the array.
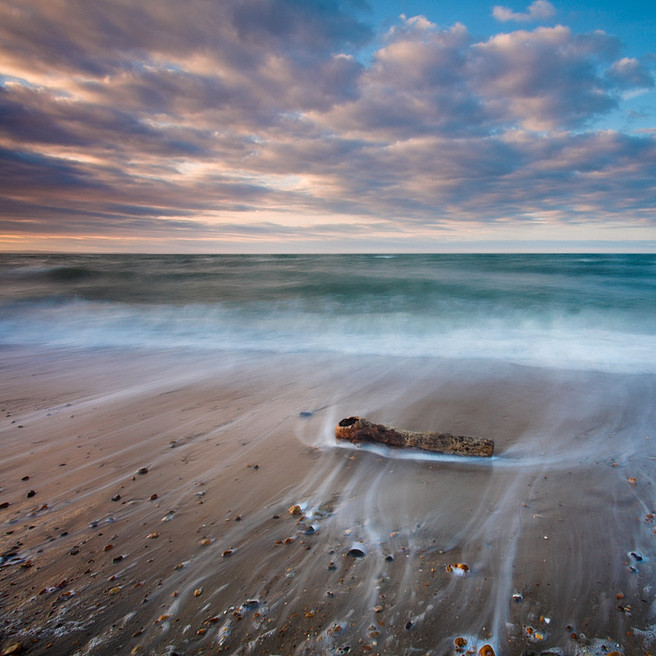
[{"xmin": 335, "ymin": 416, "xmax": 494, "ymax": 457}]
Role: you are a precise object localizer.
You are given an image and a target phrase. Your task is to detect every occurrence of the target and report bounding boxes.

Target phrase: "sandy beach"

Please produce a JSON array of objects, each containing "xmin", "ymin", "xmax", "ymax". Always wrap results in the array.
[{"xmin": 1, "ymin": 345, "xmax": 655, "ymax": 655}]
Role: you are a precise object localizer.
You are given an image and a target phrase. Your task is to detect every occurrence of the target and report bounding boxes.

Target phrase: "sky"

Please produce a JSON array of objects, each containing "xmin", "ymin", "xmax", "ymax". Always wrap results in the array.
[{"xmin": 0, "ymin": 0, "xmax": 655, "ymax": 253}]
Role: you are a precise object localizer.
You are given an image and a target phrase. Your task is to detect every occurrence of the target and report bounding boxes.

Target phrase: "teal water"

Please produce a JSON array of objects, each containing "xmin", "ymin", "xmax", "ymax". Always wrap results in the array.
[{"xmin": 1, "ymin": 253, "xmax": 655, "ymax": 372}]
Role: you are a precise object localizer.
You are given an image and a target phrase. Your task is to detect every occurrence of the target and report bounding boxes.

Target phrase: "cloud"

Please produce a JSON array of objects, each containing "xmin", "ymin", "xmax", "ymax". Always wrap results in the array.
[
  {"xmin": 0, "ymin": 1, "xmax": 654, "ymax": 250},
  {"xmin": 493, "ymin": 0, "xmax": 556, "ymax": 23}
]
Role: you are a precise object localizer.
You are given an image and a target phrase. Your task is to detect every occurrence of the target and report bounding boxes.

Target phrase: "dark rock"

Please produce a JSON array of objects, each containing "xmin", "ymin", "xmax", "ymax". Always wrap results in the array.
[
  {"xmin": 137, "ymin": 467, "xmax": 149, "ymax": 475},
  {"xmin": 346, "ymin": 548, "xmax": 365, "ymax": 558},
  {"xmin": 26, "ymin": 490, "xmax": 36, "ymax": 498}
]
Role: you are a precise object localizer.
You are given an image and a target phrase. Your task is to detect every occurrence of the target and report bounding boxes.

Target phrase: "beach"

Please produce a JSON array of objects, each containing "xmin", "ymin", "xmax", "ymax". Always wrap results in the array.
[
  {"xmin": 1, "ymin": 344, "xmax": 655, "ymax": 655},
  {"xmin": 1, "ymin": 253, "xmax": 655, "ymax": 655}
]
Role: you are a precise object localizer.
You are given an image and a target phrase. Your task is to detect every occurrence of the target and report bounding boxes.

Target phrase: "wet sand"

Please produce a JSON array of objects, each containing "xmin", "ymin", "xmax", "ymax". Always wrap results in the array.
[{"xmin": 1, "ymin": 346, "xmax": 655, "ymax": 655}]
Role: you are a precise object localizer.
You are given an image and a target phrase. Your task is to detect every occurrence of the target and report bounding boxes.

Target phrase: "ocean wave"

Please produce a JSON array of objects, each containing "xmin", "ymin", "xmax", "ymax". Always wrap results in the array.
[{"xmin": 1, "ymin": 296, "xmax": 656, "ymax": 374}]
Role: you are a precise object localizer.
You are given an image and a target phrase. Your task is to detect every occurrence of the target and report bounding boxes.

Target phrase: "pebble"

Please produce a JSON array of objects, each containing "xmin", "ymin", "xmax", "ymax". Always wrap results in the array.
[
  {"xmin": 194, "ymin": 588, "xmax": 202, "ymax": 596},
  {"xmin": 478, "ymin": 646, "xmax": 495, "ymax": 656},
  {"xmin": 289, "ymin": 504, "xmax": 302, "ymax": 516},
  {"xmin": 149, "ymin": 494, "xmax": 158, "ymax": 501},
  {"xmin": 26, "ymin": 490, "xmax": 36, "ymax": 498},
  {"xmin": 147, "ymin": 532, "xmax": 159, "ymax": 539},
  {"xmin": 111, "ymin": 494, "xmax": 121, "ymax": 502},
  {"xmin": 200, "ymin": 538, "xmax": 211, "ymax": 546},
  {"xmin": 243, "ymin": 599, "xmax": 259, "ymax": 609},
  {"xmin": 446, "ymin": 563, "xmax": 470, "ymax": 575},
  {"xmin": 137, "ymin": 467, "xmax": 149, "ymax": 475},
  {"xmin": 1, "ymin": 643, "xmax": 23, "ymax": 656},
  {"xmin": 222, "ymin": 549, "xmax": 233, "ymax": 557},
  {"xmin": 346, "ymin": 548, "xmax": 365, "ymax": 558},
  {"xmin": 108, "ymin": 586, "xmax": 121, "ymax": 595},
  {"xmin": 454, "ymin": 636, "xmax": 467, "ymax": 649}
]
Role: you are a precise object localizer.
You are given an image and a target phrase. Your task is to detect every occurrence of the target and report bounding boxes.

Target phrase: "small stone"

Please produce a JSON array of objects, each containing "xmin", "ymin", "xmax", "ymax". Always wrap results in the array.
[
  {"xmin": 512, "ymin": 593, "xmax": 523, "ymax": 602},
  {"xmin": 1, "ymin": 642, "xmax": 24, "ymax": 655},
  {"xmin": 0, "ymin": 502, "xmax": 9, "ymax": 510},
  {"xmin": 108, "ymin": 586, "xmax": 121, "ymax": 595},
  {"xmin": 137, "ymin": 467, "xmax": 148, "ymax": 475},
  {"xmin": 243, "ymin": 599, "xmax": 259, "ymax": 609},
  {"xmin": 194, "ymin": 588, "xmax": 202, "ymax": 596},
  {"xmin": 629, "ymin": 551, "xmax": 643, "ymax": 561},
  {"xmin": 478, "ymin": 646, "xmax": 495, "ymax": 656},
  {"xmin": 628, "ymin": 477, "xmax": 638, "ymax": 485},
  {"xmin": 454, "ymin": 636, "xmax": 467, "ymax": 649},
  {"xmin": 200, "ymin": 538, "xmax": 211, "ymax": 546},
  {"xmin": 26, "ymin": 490, "xmax": 36, "ymax": 498},
  {"xmin": 103, "ymin": 544, "xmax": 114, "ymax": 552},
  {"xmin": 299, "ymin": 411, "xmax": 313, "ymax": 417},
  {"xmin": 21, "ymin": 476, "xmax": 29, "ymax": 481},
  {"xmin": 222, "ymin": 549, "xmax": 233, "ymax": 557},
  {"xmin": 111, "ymin": 494, "xmax": 121, "ymax": 502},
  {"xmin": 147, "ymin": 532, "xmax": 159, "ymax": 539},
  {"xmin": 149, "ymin": 494, "xmax": 158, "ymax": 501},
  {"xmin": 385, "ymin": 554, "xmax": 394, "ymax": 562},
  {"xmin": 446, "ymin": 563, "xmax": 469, "ymax": 575},
  {"xmin": 289, "ymin": 504, "xmax": 302, "ymax": 516},
  {"xmin": 346, "ymin": 548, "xmax": 365, "ymax": 558}
]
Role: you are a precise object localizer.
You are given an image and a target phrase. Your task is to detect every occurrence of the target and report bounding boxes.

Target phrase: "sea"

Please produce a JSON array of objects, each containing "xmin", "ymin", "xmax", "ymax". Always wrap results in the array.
[{"xmin": 0, "ymin": 253, "xmax": 655, "ymax": 374}]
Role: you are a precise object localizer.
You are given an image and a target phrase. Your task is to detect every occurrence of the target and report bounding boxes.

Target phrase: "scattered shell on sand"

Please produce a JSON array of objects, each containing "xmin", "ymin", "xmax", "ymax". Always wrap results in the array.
[
  {"xmin": 1, "ymin": 642, "xmax": 24, "ymax": 656},
  {"xmin": 147, "ymin": 532, "xmax": 159, "ymax": 539},
  {"xmin": 289, "ymin": 504, "xmax": 303, "ymax": 516},
  {"xmin": 446, "ymin": 563, "xmax": 469, "ymax": 575},
  {"xmin": 478, "ymin": 645, "xmax": 495, "ymax": 656}
]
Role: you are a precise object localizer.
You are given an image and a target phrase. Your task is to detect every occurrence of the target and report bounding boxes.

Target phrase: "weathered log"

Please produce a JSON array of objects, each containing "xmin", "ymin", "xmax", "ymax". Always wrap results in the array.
[{"xmin": 335, "ymin": 416, "xmax": 494, "ymax": 457}]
